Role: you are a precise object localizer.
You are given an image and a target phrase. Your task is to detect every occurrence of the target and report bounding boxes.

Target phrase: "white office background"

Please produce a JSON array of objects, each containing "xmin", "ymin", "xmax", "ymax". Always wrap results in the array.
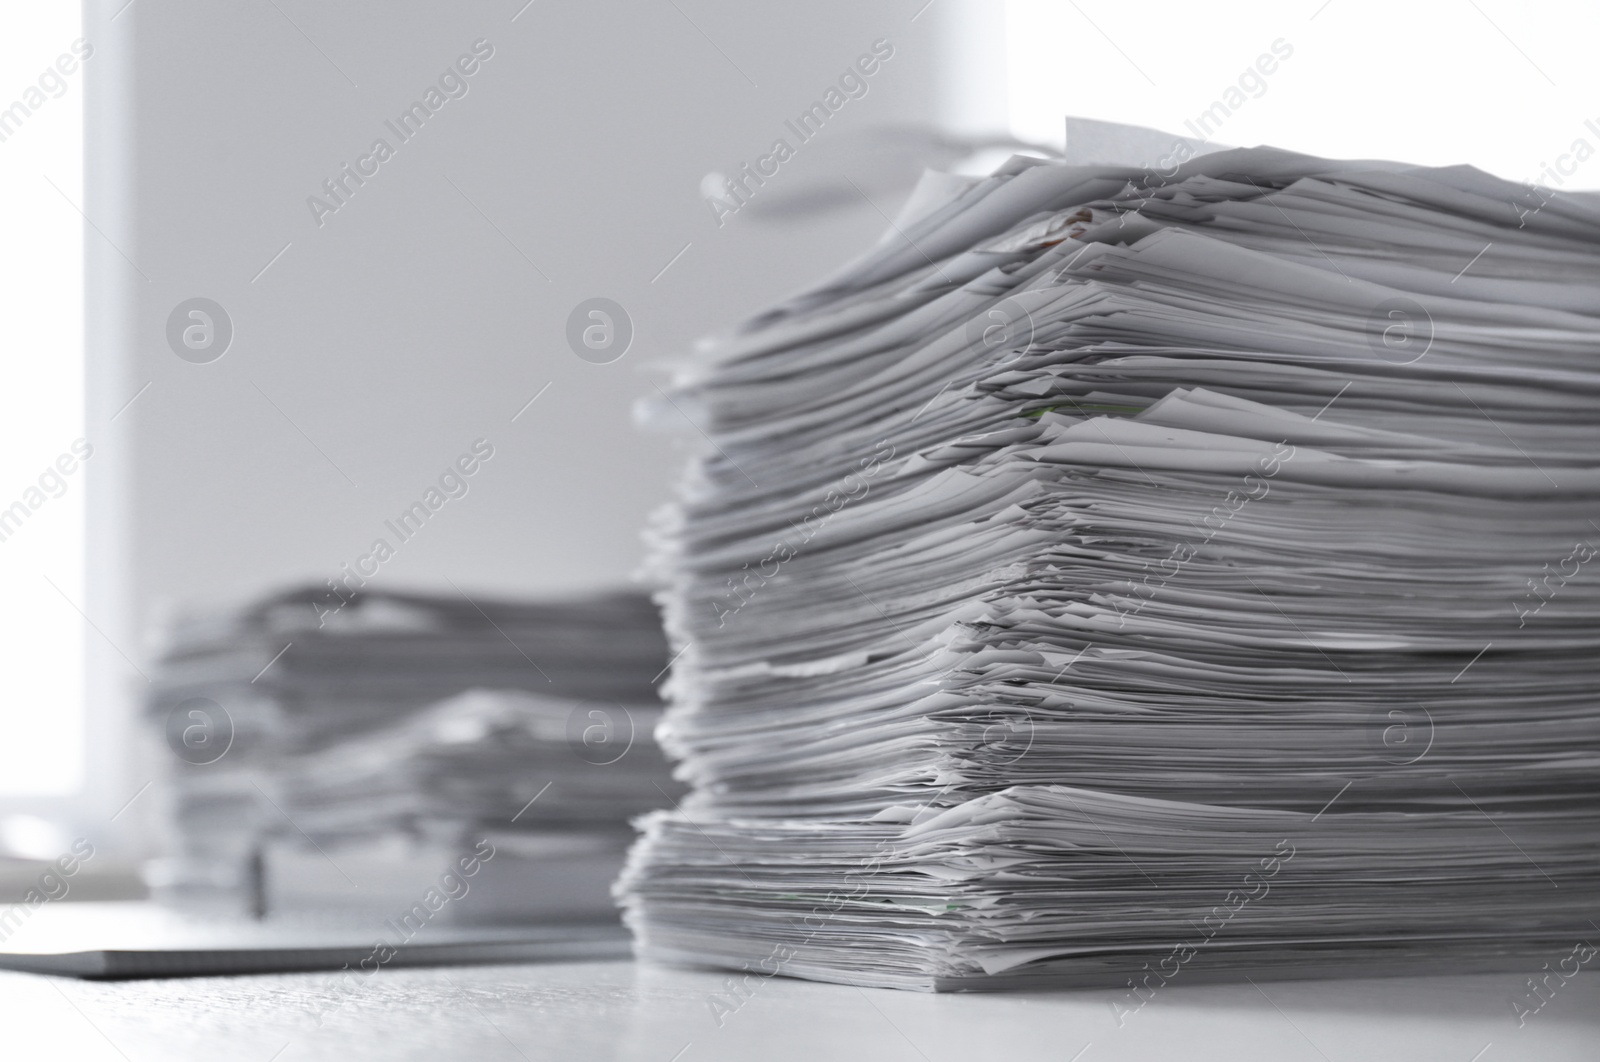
[
  {"xmin": 1002, "ymin": 0, "xmax": 1600, "ymax": 188},
  {"xmin": 0, "ymin": 1, "xmax": 85, "ymax": 797}
]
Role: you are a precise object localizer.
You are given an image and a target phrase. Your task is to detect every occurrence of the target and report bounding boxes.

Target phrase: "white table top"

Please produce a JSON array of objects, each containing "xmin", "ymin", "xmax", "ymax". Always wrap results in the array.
[{"xmin": 1, "ymin": 953, "xmax": 1595, "ymax": 1062}]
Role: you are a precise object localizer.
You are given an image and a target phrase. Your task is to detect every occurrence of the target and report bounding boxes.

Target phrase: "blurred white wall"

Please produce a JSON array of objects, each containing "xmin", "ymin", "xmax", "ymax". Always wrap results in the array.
[{"xmin": 98, "ymin": 0, "xmax": 947, "ymax": 605}]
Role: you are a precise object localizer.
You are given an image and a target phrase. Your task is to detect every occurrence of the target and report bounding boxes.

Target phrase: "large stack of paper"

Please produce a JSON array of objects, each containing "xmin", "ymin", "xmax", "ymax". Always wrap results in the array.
[
  {"xmin": 147, "ymin": 586, "xmax": 677, "ymax": 921},
  {"xmin": 617, "ymin": 123, "xmax": 1600, "ymax": 990}
]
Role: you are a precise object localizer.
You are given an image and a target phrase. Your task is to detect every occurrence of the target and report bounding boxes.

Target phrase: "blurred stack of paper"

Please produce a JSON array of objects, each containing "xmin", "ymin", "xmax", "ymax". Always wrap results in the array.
[
  {"xmin": 146, "ymin": 586, "xmax": 677, "ymax": 922},
  {"xmin": 617, "ymin": 122, "xmax": 1600, "ymax": 990},
  {"xmin": 281, "ymin": 689, "xmax": 670, "ymax": 838}
]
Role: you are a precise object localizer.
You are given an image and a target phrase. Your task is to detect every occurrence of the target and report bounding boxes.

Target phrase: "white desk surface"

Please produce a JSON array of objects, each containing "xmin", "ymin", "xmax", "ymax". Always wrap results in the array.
[{"xmin": 1, "ymin": 954, "xmax": 1595, "ymax": 1062}]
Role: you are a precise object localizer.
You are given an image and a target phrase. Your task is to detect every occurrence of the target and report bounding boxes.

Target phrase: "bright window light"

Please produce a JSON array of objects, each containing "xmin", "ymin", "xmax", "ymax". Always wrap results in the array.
[
  {"xmin": 1005, "ymin": 0, "xmax": 1600, "ymax": 188},
  {"xmin": 0, "ymin": 1, "xmax": 87, "ymax": 795}
]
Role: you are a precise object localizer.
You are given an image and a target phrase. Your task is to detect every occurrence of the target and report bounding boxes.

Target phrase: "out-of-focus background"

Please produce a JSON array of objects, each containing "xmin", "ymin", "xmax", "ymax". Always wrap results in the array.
[{"xmin": 3, "ymin": 0, "xmax": 1600, "ymax": 886}]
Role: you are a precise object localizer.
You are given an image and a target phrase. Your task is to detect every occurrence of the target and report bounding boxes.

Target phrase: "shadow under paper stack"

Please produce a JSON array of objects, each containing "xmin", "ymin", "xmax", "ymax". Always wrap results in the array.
[{"xmin": 146, "ymin": 586, "xmax": 679, "ymax": 925}]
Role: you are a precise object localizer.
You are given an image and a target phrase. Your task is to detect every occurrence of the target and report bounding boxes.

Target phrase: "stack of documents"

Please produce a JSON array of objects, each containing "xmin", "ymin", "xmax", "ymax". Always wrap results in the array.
[
  {"xmin": 279, "ymin": 689, "xmax": 671, "ymax": 839},
  {"xmin": 617, "ymin": 122, "xmax": 1600, "ymax": 989},
  {"xmin": 147, "ymin": 586, "xmax": 676, "ymax": 921}
]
